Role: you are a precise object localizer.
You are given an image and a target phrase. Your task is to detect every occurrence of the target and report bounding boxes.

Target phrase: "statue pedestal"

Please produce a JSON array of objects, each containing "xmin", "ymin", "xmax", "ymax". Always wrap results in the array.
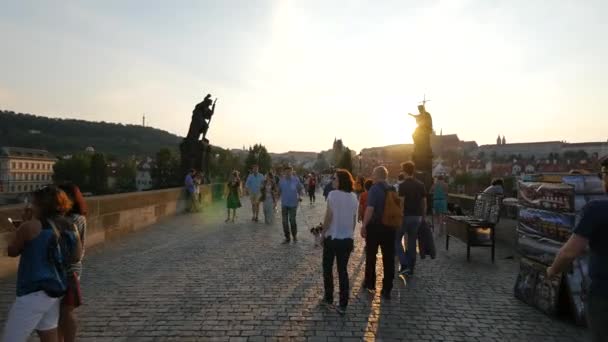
[
  {"xmin": 412, "ymin": 132, "xmax": 434, "ymax": 214},
  {"xmin": 180, "ymin": 139, "xmax": 211, "ymax": 181}
]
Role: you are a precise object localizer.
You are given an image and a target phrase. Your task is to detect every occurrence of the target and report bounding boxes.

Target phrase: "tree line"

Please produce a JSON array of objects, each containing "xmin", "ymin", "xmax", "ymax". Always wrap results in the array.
[{"xmin": 0, "ymin": 110, "xmax": 182, "ymax": 157}]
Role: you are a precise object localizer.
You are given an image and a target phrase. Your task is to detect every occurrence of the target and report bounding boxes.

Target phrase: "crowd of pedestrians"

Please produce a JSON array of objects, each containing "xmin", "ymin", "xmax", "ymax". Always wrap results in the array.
[
  {"xmin": 209, "ymin": 161, "xmax": 446, "ymax": 315},
  {"xmin": 5, "ymin": 158, "xmax": 606, "ymax": 340},
  {"xmin": 314, "ymin": 162, "xmax": 434, "ymax": 314}
]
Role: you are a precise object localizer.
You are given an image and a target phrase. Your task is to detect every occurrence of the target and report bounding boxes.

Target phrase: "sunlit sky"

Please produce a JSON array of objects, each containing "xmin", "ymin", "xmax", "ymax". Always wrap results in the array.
[{"xmin": 1, "ymin": 1, "xmax": 607, "ymax": 153}]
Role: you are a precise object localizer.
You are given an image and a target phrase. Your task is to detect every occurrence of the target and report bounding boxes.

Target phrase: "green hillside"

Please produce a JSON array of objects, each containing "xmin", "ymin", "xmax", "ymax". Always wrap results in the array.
[{"xmin": 0, "ymin": 110, "xmax": 182, "ymax": 157}]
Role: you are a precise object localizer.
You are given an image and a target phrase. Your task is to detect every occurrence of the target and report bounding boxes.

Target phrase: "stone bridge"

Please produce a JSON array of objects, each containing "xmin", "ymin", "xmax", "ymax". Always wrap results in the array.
[{"xmin": 0, "ymin": 187, "xmax": 588, "ymax": 341}]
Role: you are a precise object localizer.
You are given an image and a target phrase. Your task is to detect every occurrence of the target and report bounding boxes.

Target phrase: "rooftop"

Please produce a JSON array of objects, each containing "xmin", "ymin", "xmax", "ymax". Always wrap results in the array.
[{"xmin": 0, "ymin": 147, "xmax": 56, "ymax": 160}]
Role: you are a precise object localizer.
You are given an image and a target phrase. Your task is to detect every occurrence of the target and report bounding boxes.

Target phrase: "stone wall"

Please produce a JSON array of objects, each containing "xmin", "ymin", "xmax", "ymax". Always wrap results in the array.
[{"xmin": 0, "ymin": 185, "xmax": 219, "ymax": 277}]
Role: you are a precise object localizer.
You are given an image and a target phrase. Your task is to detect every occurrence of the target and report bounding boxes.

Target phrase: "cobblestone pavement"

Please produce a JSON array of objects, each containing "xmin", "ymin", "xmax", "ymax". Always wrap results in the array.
[{"xmin": 1, "ymin": 197, "xmax": 588, "ymax": 341}]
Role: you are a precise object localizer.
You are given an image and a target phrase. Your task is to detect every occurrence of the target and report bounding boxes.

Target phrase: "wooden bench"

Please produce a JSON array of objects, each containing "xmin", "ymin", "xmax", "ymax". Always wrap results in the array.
[{"xmin": 445, "ymin": 193, "xmax": 502, "ymax": 262}]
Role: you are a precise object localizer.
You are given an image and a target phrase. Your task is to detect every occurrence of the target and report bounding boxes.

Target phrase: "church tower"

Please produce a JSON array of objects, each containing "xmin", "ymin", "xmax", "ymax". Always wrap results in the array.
[
  {"xmin": 497, "ymin": 135, "xmax": 501, "ymax": 145},
  {"xmin": 502, "ymin": 136, "xmax": 506, "ymax": 145}
]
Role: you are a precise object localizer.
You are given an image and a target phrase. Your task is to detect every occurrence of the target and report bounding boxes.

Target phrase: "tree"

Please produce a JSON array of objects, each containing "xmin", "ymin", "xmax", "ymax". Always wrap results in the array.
[
  {"xmin": 115, "ymin": 159, "xmax": 137, "ymax": 192},
  {"xmin": 89, "ymin": 153, "xmax": 109, "ymax": 194},
  {"xmin": 53, "ymin": 154, "xmax": 91, "ymax": 190},
  {"xmin": 0, "ymin": 110, "xmax": 182, "ymax": 158},
  {"xmin": 244, "ymin": 144, "xmax": 272, "ymax": 174},
  {"xmin": 152, "ymin": 148, "xmax": 180, "ymax": 189},
  {"xmin": 313, "ymin": 153, "xmax": 330, "ymax": 173},
  {"xmin": 338, "ymin": 148, "xmax": 353, "ymax": 172},
  {"xmin": 209, "ymin": 147, "xmax": 243, "ymax": 182},
  {"xmin": 563, "ymin": 150, "xmax": 588, "ymax": 161}
]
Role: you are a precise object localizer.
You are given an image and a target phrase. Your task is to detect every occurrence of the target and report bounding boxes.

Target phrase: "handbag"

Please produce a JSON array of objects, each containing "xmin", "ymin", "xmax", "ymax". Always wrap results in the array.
[{"xmin": 63, "ymin": 272, "xmax": 83, "ymax": 307}]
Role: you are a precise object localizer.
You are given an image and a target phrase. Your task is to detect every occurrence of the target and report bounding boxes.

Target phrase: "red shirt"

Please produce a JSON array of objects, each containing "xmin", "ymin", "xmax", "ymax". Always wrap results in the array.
[{"xmin": 358, "ymin": 191, "xmax": 368, "ymax": 221}]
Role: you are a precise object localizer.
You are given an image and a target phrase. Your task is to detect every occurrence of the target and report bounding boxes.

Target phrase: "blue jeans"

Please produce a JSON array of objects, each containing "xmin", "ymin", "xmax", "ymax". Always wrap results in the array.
[
  {"xmin": 396, "ymin": 216, "xmax": 422, "ymax": 270},
  {"xmin": 588, "ymin": 292, "xmax": 608, "ymax": 342},
  {"xmin": 281, "ymin": 206, "xmax": 298, "ymax": 240}
]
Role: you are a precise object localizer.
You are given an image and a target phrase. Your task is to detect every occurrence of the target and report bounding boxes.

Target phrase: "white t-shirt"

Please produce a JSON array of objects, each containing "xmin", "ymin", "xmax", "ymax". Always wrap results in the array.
[{"xmin": 326, "ymin": 190, "xmax": 358, "ymax": 240}]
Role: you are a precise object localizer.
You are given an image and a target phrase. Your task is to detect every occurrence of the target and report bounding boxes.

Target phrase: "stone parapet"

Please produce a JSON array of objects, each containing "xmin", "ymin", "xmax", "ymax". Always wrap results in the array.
[{"xmin": 0, "ymin": 185, "xmax": 220, "ymax": 277}]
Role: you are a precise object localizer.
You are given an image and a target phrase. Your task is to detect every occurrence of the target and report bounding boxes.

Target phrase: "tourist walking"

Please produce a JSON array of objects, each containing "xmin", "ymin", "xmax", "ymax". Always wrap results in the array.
[
  {"xmin": 547, "ymin": 160, "xmax": 608, "ymax": 342},
  {"xmin": 361, "ymin": 166, "xmax": 395, "ymax": 299},
  {"xmin": 307, "ymin": 173, "xmax": 317, "ymax": 204},
  {"xmin": 394, "ymin": 172, "xmax": 405, "ymax": 192},
  {"xmin": 190, "ymin": 171, "xmax": 203, "ymax": 212},
  {"xmin": 260, "ymin": 173, "xmax": 278, "ymax": 225},
  {"xmin": 225, "ymin": 171, "xmax": 242, "ymax": 223},
  {"xmin": 278, "ymin": 166, "xmax": 303, "ymax": 243},
  {"xmin": 320, "ymin": 169, "xmax": 358, "ymax": 315},
  {"xmin": 57, "ymin": 183, "xmax": 87, "ymax": 342},
  {"xmin": 185, "ymin": 169, "xmax": 197, "ymax": 212},
  {"xmin": 245, "ymin": 164, "xmax": 265, "ymax": 222},
  {"xmin": 358, "ymin": 179, "xmax": 373, "ymax": 222},
  {"xmin": 396, "ymin": 161, "xmax": 427, "ymax": 276},
  {"xmin": 430, "ymin": 175, "xmax": 448, "ymax": 236},
  {"xmin": 2, "ymin": 186, "xmax": 82, "ymax": 342},
  {"xmin": 323, "ymin": 179, "xmax": 334, "ymax": 202},
  {"xmin": 355, "ymin": 176, "xmax": 365, "ymax": 199}
]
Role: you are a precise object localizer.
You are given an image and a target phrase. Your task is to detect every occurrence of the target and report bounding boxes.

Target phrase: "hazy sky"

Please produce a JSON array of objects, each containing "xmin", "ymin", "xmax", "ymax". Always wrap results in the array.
[{"xmin": 1, "ymin": 0, "xmax": 607, "ymax": 153}]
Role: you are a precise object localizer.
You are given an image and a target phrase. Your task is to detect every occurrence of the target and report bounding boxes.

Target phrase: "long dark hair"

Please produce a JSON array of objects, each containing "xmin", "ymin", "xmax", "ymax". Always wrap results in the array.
[
  {"xmin": 335, "ymin": 169, "xmax": 355, "ymax": 193},
  {"xmin": 58, "ymin": 182, "xmax": 88, "ymax": 216},
  {"xmin": 31, "ymin": 185, "xmax": 73, "ymax": 238}
]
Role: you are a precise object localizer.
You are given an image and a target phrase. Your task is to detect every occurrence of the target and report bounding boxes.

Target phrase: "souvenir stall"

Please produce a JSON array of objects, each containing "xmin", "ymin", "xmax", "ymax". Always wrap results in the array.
[{"xmin": 514, "ymin": 174, "xmax": 606, "ymax": 324}]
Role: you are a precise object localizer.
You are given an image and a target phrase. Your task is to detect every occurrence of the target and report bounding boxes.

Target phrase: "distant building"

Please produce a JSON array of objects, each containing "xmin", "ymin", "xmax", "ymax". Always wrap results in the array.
[
  {"xmin": 476, "ymin": 140, "xmax": 608, "ymax": 160},
  {"xmin": 107, "ymin": 161, "xmax": 120, "ymax": 189},
  {"xmin": 136, "ymin": 159, "xmax": 154, "ymax": 191},
  {"xmin": 432, "ymin": 160, "xmax": 450, "ymax": 177},
  {"xmin": 430, "ymin": 133, "xmax": 478, "ymax": 158},
  {"xmin": 0, "ymin": 147, "xmax": 56, "ymax": 194}
]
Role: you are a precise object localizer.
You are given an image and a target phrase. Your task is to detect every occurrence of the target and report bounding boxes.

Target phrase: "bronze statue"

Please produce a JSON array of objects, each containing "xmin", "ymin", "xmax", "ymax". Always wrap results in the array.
[
  {"xmin": 408, "ymin": 101, "xmax": 434, "ymax": 208},
  {"xmin": 408, "ymin": 104, "xmax": 433, "ymax": 141},
  {"xmin": 181, "ymin": 92, "xmax": 218, "ymax": 182},
  {"xmin": 186, "ymin": 94, "xmax": 217, "ymax": 143}
]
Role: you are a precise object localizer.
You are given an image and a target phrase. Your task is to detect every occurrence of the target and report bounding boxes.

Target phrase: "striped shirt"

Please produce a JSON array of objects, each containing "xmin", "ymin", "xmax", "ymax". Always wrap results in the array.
[{"xmin": 67, "ymin": 214, "xmax": 87, "ymax": 276}]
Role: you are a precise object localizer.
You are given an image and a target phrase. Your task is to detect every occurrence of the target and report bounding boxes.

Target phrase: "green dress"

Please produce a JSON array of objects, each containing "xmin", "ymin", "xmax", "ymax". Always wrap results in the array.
[{"xmin": 226, "ymin": 180, "xmax": 242, "ymax": 209}]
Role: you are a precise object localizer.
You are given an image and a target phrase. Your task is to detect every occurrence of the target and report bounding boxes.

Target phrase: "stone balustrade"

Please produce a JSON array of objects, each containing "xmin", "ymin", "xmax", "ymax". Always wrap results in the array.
[{"xmin": 0, "ymin": 184, "xmax": 222, "ymax": 277}]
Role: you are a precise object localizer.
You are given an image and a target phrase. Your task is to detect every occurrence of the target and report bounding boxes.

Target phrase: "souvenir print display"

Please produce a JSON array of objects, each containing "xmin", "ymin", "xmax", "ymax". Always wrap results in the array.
[
  {"xmin": 518, "ymin": 208, "xmax": 575, "ymax": 243},
  {"xmin": 514, "ymin": 258, "xmax": 562, "ymax": 315},
  {"xmin": 518, "ymin": 181, "xmax": 575, "ymax": 212}
]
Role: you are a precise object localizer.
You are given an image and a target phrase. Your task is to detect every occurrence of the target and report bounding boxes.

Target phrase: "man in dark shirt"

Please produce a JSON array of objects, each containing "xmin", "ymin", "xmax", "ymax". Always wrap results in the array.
[
  {"xmin": 397, "ymin": 161, "xmax": 427, "ymax": 275},
  {"xmin": 361, "ymin": 166, "xmax": 395, "ymax": 300},
  {"xmin": 547, "ymin": 160, "xmax": 608, "ymax": 342}
]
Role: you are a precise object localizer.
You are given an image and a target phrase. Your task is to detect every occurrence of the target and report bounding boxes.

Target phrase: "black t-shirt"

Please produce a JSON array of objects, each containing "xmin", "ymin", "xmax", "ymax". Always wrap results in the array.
[
  {"xmin": 573, "ymin": 199, "xmax": 608, "ymax": 297},
  {"xmin": 398, "ymin": 178, "xmax": 427, "ymax": 216}
]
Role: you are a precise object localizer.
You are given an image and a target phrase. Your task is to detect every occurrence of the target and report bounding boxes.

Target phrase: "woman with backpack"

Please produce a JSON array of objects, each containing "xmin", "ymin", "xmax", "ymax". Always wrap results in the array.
[
  {"xmin": 2, "ymin": 186, "xmax": 82, "ymax": 342},
  {"xmin": 320, "ymin": 169, "xmax": 359, "ymax": 315},
  {"xmin": 58, "ymin": 183, "xmax": 88, "ymax": 342}
]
